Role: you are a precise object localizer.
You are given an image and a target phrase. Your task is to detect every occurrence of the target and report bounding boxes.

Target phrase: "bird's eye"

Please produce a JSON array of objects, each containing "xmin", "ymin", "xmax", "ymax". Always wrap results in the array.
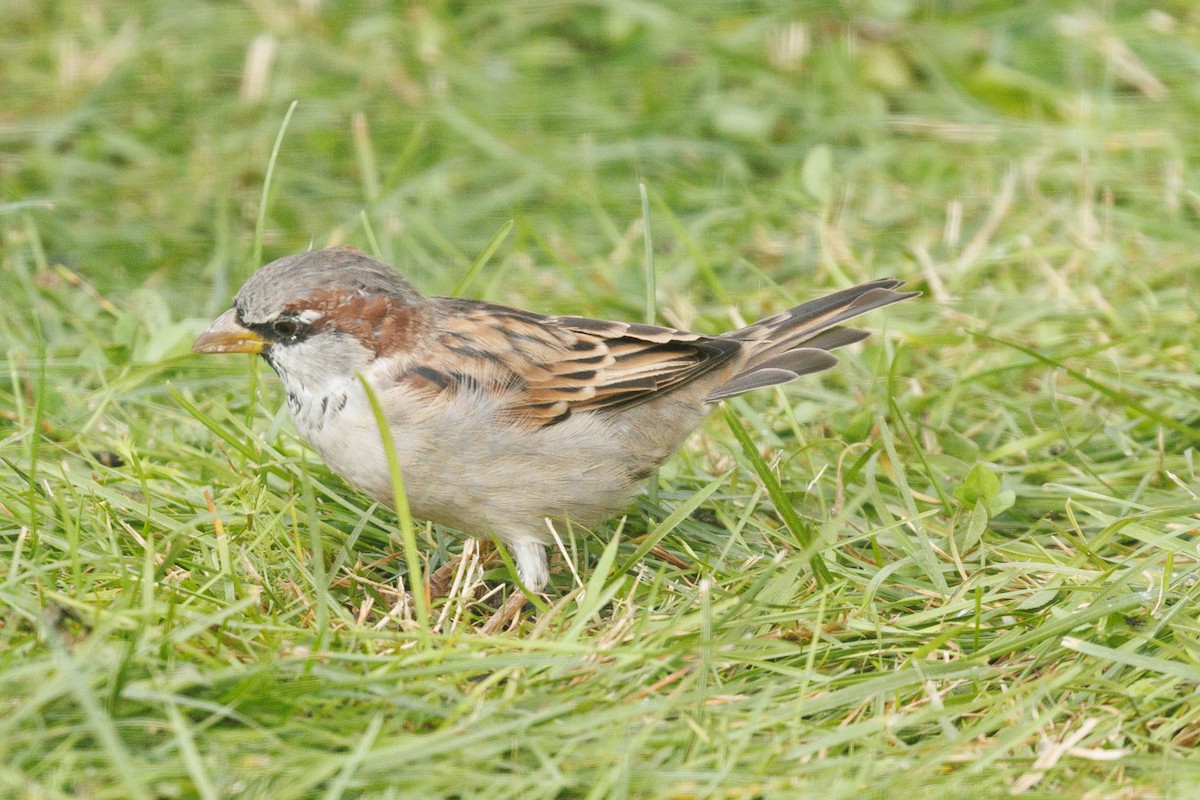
[{"xmin": 272, "ymin": 318, "xmax": 300, "ymax": 340}]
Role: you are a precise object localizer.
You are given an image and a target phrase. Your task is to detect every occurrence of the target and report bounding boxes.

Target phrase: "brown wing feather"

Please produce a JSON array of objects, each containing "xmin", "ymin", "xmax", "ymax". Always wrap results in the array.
[
  {"xmin": 401, "ymin": 299, "xmax": 742, "ymax": 429},
  {"xmin": 551, "ymin": 317, "xmax": 741, "ymax": 413}
]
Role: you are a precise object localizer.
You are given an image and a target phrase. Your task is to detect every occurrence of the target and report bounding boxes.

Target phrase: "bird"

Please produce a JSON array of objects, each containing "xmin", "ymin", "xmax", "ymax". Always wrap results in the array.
[{"xmin": 193, "ymin": 246, "xmax": 916, "ymax": 592}]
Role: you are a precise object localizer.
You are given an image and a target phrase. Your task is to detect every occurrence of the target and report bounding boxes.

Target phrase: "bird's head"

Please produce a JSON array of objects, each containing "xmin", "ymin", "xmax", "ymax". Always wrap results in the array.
[{"xmin": 193, "ymin": 246, "xmax": 430, "ymax": 393}]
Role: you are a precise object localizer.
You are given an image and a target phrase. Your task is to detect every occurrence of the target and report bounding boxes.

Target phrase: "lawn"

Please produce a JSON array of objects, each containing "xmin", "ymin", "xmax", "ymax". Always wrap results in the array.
[{"xmin": 3, "ymin": 1, "xmax": 1200, "ymax": 797}]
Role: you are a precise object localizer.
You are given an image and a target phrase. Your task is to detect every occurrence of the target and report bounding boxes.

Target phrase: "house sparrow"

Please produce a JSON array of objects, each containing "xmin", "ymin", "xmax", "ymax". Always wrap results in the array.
[{"xmin": 193, "ymin": 246, "xmax": 916, "ymax": 591}]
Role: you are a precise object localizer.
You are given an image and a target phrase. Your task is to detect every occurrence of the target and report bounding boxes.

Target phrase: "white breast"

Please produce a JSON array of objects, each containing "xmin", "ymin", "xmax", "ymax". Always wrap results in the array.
[{"xmin": 287, "ymin": 380, "xmax": 640, "ymax": 539}]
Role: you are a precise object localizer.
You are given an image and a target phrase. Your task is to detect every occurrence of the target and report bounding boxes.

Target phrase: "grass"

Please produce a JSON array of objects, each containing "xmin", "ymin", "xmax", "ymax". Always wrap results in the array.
[{"xmin": 4, "ymin": 1, "xmax": 1200, "ymax": 797}]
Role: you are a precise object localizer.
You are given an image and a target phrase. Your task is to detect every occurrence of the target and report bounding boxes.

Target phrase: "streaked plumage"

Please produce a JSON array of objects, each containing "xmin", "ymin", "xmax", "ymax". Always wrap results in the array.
[{"xmin": 194, "ymin": 246, "xmax": 916, "ymax": 590}]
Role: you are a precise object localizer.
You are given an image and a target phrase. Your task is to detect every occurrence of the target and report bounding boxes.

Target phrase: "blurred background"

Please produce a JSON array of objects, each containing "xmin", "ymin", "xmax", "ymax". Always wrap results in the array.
[
  {"xmin": 12, "ymin": 2, "xmax": 1197, "ymax": 309},
  {"xmin": 4, "ymin": 2, "xmax": 1200, "ymax": 797}
]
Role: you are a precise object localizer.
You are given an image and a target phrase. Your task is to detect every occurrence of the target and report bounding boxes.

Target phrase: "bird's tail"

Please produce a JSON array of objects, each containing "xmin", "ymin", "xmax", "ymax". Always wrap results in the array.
[{"xmin": 706, "ymin": 278, "xmax": 917, "ymax": 401}]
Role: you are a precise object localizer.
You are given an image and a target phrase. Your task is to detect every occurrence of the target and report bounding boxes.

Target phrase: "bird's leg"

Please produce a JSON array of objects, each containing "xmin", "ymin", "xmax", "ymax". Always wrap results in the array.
[
  {"xmin": 479, "ymin": 537, "xmax": 547, "ymax": 633},
  {"xmin": 508, "ymin": 539, "xmax": 549, "ymax": 593}
]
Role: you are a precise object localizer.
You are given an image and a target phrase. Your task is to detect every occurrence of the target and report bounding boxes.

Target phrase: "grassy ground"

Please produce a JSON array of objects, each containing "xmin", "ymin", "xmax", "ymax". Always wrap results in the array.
[{"xmin": 4, "ymin": 1, "xmax": 1200, "ymax": 797}]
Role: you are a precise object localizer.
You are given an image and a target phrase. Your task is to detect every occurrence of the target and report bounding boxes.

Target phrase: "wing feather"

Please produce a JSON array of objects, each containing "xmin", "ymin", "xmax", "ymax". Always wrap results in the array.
[{"xmin": 399, "ymin": 299, "xmax": 742, "ymax": 428}]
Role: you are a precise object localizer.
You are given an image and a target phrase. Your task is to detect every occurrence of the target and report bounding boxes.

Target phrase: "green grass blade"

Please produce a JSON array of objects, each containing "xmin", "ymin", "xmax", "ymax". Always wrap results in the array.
[
  {"xmin": 722, "ymin": 405, "xmax": 831, "ymax": 584},
  {"xmin": 451, "ymin": 219, "xmax": 514, "ymax": 297},
  {"xmin": 616, "ymin": 474, "xmax": 725, "ymax": 578},
  {"xmin": 356, "ymin": 373, "xmax": 428, "ymax": 631},
  {"xmin": 252, "ymin": 99, "xmax": 298, "ymax": 267}
]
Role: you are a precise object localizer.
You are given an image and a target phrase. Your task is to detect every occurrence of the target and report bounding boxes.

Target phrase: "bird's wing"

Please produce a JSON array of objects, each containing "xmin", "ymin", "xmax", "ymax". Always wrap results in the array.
[{"xmin": 399, "ymin": 299, "xmax": 741, "ymax": 428}]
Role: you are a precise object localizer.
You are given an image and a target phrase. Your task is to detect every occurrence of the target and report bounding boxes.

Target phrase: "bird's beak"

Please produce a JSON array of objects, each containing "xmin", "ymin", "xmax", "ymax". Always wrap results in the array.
[{"xmin": 192, "ymin": 309, "xmax": 267, "ymax": 355}]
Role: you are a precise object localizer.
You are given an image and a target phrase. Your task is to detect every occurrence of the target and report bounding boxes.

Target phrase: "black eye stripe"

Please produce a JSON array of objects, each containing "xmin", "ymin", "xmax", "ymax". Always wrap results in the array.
[{"xmin": 240, "ymin": 312, "xmax": 313, "ymax": 345}]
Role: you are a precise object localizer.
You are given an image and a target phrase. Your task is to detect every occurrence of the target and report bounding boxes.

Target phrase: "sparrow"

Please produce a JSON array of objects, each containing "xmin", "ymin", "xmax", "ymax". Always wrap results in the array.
[{"xmin": 193, "ymin": 246, "xmax": 916, "ymax": 592}]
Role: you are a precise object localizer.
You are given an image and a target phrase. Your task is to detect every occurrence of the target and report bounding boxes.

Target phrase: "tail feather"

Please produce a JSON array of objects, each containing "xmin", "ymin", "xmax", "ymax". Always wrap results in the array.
[
  {"xmin": 799, "ymin": 326, "xmax": 870, "ymax": 352},
  {"xmin": 705, "ymin": 278, "xmax": 917, "ymax": 402},
  {"xmin": 728, "ymin": 277, "xmax": 905, "ymax": 341},
  {"xmin": 706, "ymin": 348, "xmax": 838, "ymax": 401}
]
